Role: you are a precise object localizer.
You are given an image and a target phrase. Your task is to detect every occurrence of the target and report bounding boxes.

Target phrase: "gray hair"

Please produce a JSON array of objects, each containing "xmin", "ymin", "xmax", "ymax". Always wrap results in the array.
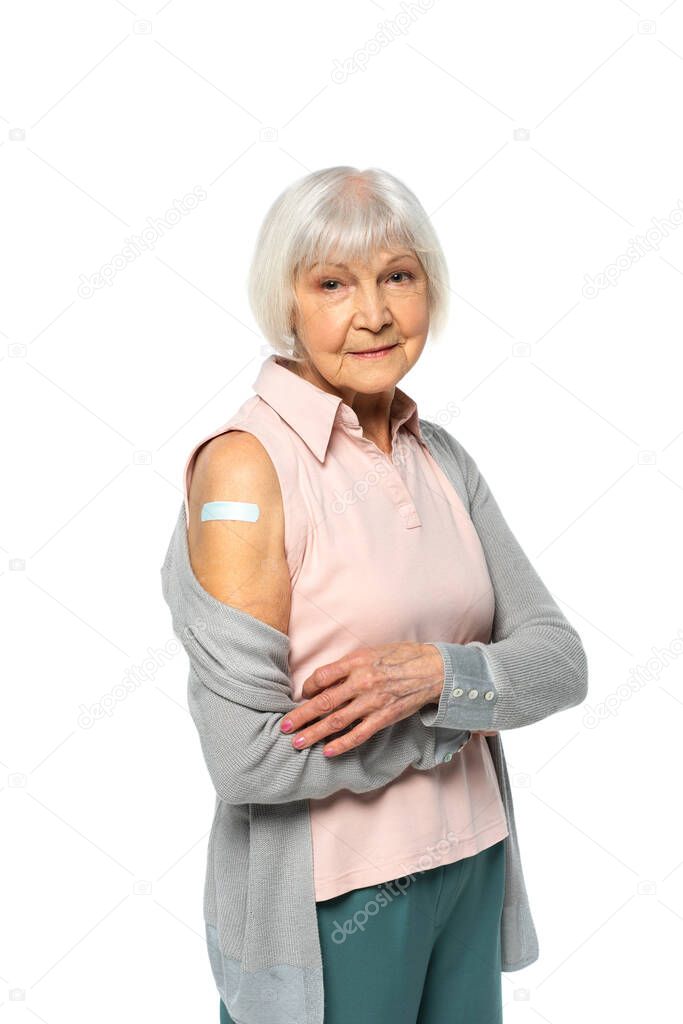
[{"xmin": 247, "ymin": 166, "xmax": 450, "ymax": 362}]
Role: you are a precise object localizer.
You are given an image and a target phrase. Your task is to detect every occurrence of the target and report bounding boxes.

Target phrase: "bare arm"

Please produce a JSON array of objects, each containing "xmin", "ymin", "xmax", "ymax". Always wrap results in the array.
[
  {"xmin": 161, "ymin": 427, "xmax": 472, "ymax": 805},
  {"xmin": 187, "ymin": 429, "xmax": 291, "ymax": 634}
]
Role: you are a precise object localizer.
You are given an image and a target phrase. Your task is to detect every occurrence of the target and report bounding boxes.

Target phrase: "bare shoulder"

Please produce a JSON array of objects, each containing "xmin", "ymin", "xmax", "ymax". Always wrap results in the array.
[{"xmin": 187, "ymin": 430, "xmax": 291, "ymax": 633}]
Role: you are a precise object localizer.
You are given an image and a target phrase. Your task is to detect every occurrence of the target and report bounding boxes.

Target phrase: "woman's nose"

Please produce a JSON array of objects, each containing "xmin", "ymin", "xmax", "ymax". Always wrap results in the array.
[{"xmin": 353, "ymin": 288, "xmax": 392, "ymax": 332}]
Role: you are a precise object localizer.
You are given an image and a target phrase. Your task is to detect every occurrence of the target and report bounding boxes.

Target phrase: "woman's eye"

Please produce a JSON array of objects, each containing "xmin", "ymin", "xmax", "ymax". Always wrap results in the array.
[{"xmin": 321, "ymin": 272, "xmax": 413, "ymax": 291}]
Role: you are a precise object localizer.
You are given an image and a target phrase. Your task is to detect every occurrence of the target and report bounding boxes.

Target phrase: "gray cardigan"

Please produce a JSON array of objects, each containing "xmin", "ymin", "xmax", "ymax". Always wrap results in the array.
[{"xmin": 160, "ymin": 420, "xmax": 588, "ymax": 1024}]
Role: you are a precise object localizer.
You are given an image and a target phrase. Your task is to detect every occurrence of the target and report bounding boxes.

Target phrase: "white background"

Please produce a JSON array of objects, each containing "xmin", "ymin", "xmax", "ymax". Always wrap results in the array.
[{"xmin": 2, "ymin": 0, "xmax": 682, "ymax": 1021}]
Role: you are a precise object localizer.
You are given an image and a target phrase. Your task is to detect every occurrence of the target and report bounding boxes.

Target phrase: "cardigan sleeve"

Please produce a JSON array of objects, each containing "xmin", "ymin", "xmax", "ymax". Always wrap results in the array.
[
  {"xmin": 183, "ymin": 636, "xmax": 471, "ymax": 806},
  {"xmin": 420, "ymin": 429, "xmax": 588, "ymax": 732},
  {"xmin": 161, "ymin": 506, "xmax": 472, "ymax": 807}
]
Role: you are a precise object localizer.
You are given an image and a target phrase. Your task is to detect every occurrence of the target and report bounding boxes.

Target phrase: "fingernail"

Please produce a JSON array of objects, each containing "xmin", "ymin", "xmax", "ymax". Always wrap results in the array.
[
  {"xmin": 294, "ymin": 736, "xmax": 305, "ymax": 747},
  {"xmin": 323, "ymin": 746, "xmax": 335, "ymax": 757},
  {"xmin": 281, "ymin": 719, "xmax": 293, "ymax": 732}
]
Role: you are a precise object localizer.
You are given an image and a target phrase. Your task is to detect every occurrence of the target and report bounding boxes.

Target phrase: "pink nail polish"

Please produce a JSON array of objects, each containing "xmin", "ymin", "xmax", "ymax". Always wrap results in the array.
[
  {"xmin": 281, "ymin": 720, "xmax": 293, "ymax": 732},
  {"xmin": 294, "ymin": 736, "xmax": 305, "ymax": 747}
]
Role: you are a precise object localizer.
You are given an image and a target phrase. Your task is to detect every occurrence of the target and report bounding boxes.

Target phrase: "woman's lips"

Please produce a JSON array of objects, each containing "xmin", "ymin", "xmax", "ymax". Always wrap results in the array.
[{"xmin": 349, "ymin": 343, "xmax": 398, "ymax": 359}]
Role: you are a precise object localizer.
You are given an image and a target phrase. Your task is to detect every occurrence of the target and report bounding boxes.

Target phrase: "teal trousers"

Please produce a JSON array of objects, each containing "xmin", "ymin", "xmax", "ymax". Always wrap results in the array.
[{"xmin": 220, "ymin": 838, "xmax": 505, "ymax": 1024}]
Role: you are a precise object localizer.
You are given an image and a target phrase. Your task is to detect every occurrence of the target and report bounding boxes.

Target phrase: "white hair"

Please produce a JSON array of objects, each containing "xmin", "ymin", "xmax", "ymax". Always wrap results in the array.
[{"xmin": 247, "ymin": 166, "xmax": 450, "ymax": 362}]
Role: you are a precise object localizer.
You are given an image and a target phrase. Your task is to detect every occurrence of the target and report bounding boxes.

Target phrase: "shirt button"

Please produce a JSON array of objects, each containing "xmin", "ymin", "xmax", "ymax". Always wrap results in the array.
[
  {"xmin": 442, "ymin": 752, "xmax": 453, "ymax": 763},
  {"xmin": 468, "ymin": 689, "xmax": 479, "ymax": 700},
  {"xmin": 451, "ymin": 687, "xmax": 464, "ymax": 697},
  {"xmin": 484, "ymin": 691, "xmax": 495, "ymax": 701}
]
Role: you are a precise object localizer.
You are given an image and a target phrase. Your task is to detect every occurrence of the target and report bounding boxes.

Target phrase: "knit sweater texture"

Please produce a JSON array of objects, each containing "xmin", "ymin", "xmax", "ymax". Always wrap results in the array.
[{"xmin": 160, "ymin": 418, "xmax": 589, "ymax": 1024}]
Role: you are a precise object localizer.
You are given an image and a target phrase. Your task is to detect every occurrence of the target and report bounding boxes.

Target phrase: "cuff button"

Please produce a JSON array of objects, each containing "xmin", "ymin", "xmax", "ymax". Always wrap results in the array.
[
  {"xmin": 442, "ymin": 752, "xmax": 453, "ymax": 763},
  {"xmin": 467, "ymin": 689, "xmax": 479, "ymax": 699},
  {"xmin": 451, "ymin": 687, "xmax": 464, "ymax": 697},
  {"xmin": 484, "ymin": 691, "xmax": 494, "ymax": 701}
]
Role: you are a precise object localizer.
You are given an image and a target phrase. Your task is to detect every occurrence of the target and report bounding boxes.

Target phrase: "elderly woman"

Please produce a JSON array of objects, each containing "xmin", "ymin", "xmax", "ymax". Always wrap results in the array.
[{"xmin": 161, "ymin": 166, "xmax": 588, "ymax": 1024}]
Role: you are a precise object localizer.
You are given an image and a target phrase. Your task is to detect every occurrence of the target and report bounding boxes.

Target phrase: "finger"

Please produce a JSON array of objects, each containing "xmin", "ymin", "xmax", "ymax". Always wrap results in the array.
[
  {"xmin": 292, "ymin": 711, "xmax": 362, "ymax": 751},
  {"xmin": 301, "ymin": 648, "xmax": 370, "ymax": 697},
  {"xmin": 294, "ymin": 694, "xmax": 414, "ymax": 755},
  {"xmin": 300, "ymin": 676, "xmax": 342, "ymax": 701},
  {"xmin": 322, "ymin": 719, "xmax": 375, "ymax": 757},
  {"xmin": 280, "ymin": 687, "xmax": 353, "ymax": 735},
  {"xmin": 284, "ymin": 693, "xmax": 357, "ymax": 744},
  {"xmin": 322, "ymin": 703, "xmax": 409, "ymax": 756}
]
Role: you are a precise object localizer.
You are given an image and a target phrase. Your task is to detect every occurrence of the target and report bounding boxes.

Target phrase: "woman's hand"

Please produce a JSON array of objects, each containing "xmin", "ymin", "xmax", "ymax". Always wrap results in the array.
[{"xmin": 280, "ymin": 642, "xmax": 445, "ymax": 757}]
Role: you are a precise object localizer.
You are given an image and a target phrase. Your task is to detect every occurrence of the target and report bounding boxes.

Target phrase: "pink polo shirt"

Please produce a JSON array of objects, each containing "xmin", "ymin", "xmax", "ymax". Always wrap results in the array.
[{"xmin": 183, "ymin": 354, "xmax": 508, "ymax": 901}]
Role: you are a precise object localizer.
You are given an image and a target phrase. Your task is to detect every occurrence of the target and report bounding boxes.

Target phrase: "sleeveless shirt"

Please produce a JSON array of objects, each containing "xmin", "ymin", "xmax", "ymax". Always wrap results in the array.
[{"xmin": 183, "ymin": 354, "xmax": 508, "ymax": 901}]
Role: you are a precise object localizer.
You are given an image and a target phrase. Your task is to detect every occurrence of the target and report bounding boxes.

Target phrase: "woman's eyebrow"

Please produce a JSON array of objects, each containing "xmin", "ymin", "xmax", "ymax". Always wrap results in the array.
[{"xmin": 313, "ymin": 253, "xmax": 417, "ymax": 271}]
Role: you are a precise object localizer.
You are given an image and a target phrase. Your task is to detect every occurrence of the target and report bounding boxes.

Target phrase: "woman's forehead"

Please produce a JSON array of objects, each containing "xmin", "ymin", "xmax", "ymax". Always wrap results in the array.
[{"xmin": 307, "ymin": 248, "xmax": 418, "ymax": 271}]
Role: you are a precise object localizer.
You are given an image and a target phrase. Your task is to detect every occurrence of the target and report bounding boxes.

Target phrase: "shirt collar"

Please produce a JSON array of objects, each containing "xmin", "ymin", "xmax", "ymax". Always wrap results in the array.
[{"xmin": 252, "ymin": 354, "xmax": 426, "ymax": 463}]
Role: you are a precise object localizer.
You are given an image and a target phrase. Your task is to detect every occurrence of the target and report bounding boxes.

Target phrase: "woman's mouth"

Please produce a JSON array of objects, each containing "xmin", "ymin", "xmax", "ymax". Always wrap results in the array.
[{"xmin": 349, "ymin": 343, "xmax": 398, "ymax": 360}]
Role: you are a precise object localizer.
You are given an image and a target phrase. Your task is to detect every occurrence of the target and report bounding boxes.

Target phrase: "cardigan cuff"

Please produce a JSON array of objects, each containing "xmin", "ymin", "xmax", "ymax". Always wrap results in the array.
[
  {"xmin": 432, "ymin": 728, "xmax": 472, "ymax": 764},
  {"xmin": 421, "ymin": 642, "xmax": 497, "ymax": 731}
]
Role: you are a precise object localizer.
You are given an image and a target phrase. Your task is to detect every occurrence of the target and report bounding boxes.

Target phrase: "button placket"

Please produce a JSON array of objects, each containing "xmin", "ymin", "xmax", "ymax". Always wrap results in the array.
[
  {"xmin": 365, "ymin": 441, "xmax": 421, "ymax": 529},
  {"xmin": 352, "ymin": 429, "xmax": 422, "ymax": 529},
  {"xmin": 386, "ymin": 464, "xmax": 420, "ymax": 527}
]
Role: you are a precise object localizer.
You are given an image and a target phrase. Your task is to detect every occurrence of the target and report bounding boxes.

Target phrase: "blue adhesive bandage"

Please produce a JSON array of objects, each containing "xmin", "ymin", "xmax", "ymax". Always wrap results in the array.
[{"xmin": 200, "ymin": 501, "xmax": 260, "ymax": 523}]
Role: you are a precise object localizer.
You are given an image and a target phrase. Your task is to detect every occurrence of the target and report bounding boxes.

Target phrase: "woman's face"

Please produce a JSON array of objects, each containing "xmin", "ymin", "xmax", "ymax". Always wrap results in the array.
[{"xmin": 290, "ymin": 248, "xmax": 430, "ymax": 395}]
